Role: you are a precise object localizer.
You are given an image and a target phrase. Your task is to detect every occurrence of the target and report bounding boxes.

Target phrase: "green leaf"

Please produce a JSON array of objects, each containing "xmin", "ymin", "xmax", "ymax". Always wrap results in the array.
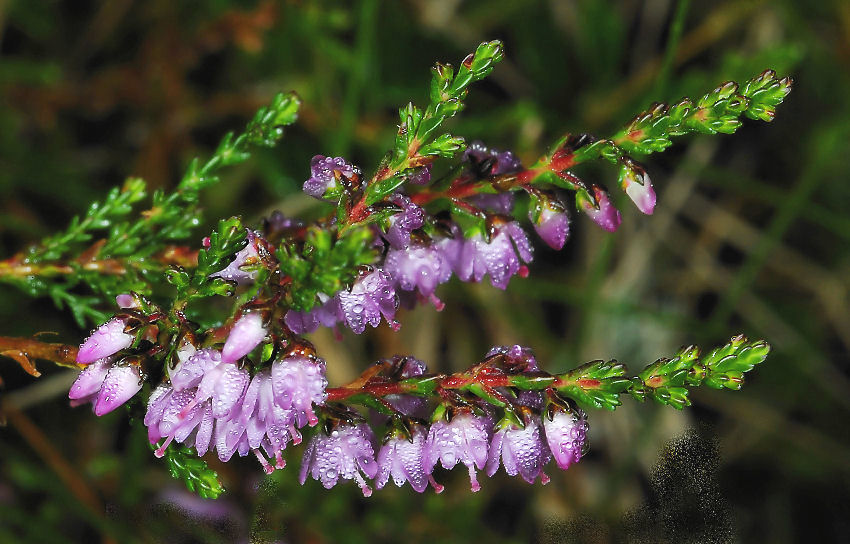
[{"xmin": 156, "ymin": 442, "xmax": 224, "ymax": 499}]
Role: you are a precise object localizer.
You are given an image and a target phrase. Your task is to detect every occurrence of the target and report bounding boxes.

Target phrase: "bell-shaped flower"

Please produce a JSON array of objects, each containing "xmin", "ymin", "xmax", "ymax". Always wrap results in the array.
[
  {"xmin": 77, "ymin": 317, "xmax": 135, "ymax": 364},
  {"xmin": 620, "ymin": 166, "xmax": 656, "ymax": 215},
  {"xmin": 376, "ymin": 425, "xmax": 443, "ymax": 493},
  {"xmin": 455, "ymin": 221, "xmax": 533, "ymax": 289},
  {"xmin": 384, "ymin": 193, "xmax": 425, "ymax": 250},
  {"xmin": 221, "ymin": 312, "xmax": 267, "ymax": 363},
  {"xmin": 302, "ymin": 155, "xmax": 360, "ymax": 200},
  {"xmin": 209, "ymin": 230, "xmax": 263, "ymax": 285},
  {"xmin": 543, "ymin": 407, "xmax": 588, "ymax": 471},
  {"xmin": 529, "ymin": 199, "xmax": 570, "ymax": 250},
  {"xmin": 383, "ymin": 242, "xmax": 452, "ymax": 309},
  {"xmin": 300, "ymin": 423, "xmax": 378, "ymax": 497},
  {"xmin": 337, "ymin": 269, "xmax": 399, "ymax": 333},
  {"xmin": 578, "ymin": 186, "xmax": 622, "ymax": 232},
  {"xmin": 486, "ymin": 415, "xmax": 551, "ymax": 485},
  {"xmin": 425, "ymin": 411, "xmax": 492, "ymax": 492},
  {"xmin": 69, "ymin": 356, "xmax": 144, "ymax": 416}
]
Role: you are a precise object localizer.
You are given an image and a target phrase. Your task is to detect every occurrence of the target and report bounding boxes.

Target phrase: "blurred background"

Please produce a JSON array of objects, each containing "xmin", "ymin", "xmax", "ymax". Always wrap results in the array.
[{"xmin": 1, "ymin": 0, "xmax": 849, "ymax": 542}]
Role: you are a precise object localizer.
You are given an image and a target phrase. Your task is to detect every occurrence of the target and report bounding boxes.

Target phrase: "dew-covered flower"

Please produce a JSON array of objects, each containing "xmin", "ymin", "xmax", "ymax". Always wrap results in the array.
[
  {"xmin": 209, "ymin": 230, "xmax": 262, "ymax": 285},
  {"xmin": 337, "ymin": 269, "xmax": 399, "ymax": 333},
  {"xmin": 146, "ymin": 384, "xmax": 215, "ymax": 457},
  {"xmin": 530, "ymin": 200, "xmax": 570, "ymax": 250},
  {"xmin": 376, "ymin": 425, "xmax": 442, "ymax": 493},
  {"xmin": 407, "ymin": 165, "xmax": 432, "ymax": 186},
  {"xmin": 302, "ymin": 155, "xmax": 360, "ymax": 200},
  {"xmin": 383, "ymin": 356, "xmax": 428, "ymax": 418},
  {"xmin": 284, "ymin": 294, "xmax": 343, "ymax": 334},
  {"xmin": 270, "ymin": 355, "xmax": 328, "ymax": 427},
  {"xmin": 69, "ymin": 356, "xmax": 145, "ymax": 416},
  {"xmin": 578, "ymin": 186, "xmax": 622, "ymax": 232},
  {"xmin": 621, "ymin": 167, "xmax": 656, "ymax": 215},
  {"xmin": 543, "ymin": 407, "xmax": 588, "ymax": 471},
  {"xmin": 470, "ymin": 193, "xmax": 515, "ymax": 214},
  {"xmin": 384, "ymin": 194, "xmax": 425, "ymax": 250},
  {"xmin": 300, "ymin": 423, "xmax": 378, "ymax": 496},
  {"xmin": 383, "ymin": 242, "xmax": 452, "ymax": 308},
  {"xmin": 485, "ymin": 344, "xmax": 538, "ymax": 371},
  {"xmin": 463, "ymin": 141, "xmax": 523, "ymax": 176},
  {"xmin": 425, "ymin": 411, "xmax": 492, "ymax": 492},
  {"xmin": 221, "ymin": 312, "xmax": 266, "ymax": 363},
  {"xmin": 486, "ymin": 415, "xmax": 551, "ymax": 485},
  {"xmin": 77, "ymin": 317, "xmax": 135, "ymax": 364},
  {"xmin": 455, "ymin": 221, "xmax": 533, "ymax": 289}
]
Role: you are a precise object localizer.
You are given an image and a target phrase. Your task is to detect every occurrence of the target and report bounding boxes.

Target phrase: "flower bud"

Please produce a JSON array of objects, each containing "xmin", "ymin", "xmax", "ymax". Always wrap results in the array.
[
  {"xmin": 221, "ymin": 312, "xmax": 266, "ymax": 362},
  {"xmin": 77, "ymin": 318, "xmax": 135, "ymax": 364}
]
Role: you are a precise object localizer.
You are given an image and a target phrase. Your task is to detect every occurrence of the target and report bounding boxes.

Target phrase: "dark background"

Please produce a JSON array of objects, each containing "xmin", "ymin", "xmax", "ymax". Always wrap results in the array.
[{"xmin": 1, "ymin": 1, "xmax": 848, "ymax": 542}]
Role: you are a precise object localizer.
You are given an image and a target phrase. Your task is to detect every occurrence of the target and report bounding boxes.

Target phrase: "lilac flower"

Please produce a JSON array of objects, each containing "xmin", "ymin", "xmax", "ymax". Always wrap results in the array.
[
  {"xmin": 455, "ymin": 221, "xmax": 533, "ymax": 289},
  {"xmin": 244, "ymin": 371, "xmax": 299, "ymax": 472},
  {"xmin": 337, "ymin": 269, "xmax": 399, "ymax": 333},
  {"xmin": 115, "ymin": 293, "xmax": 138, "ymax": 309},
  {"xmin": 464, "ymin": 141, "xmax": 523, "ymax": 175},
  {"xmin": 221, "ymin": 312, "xmax": 267, "ymax": 363},
  {"xmin": 383, "ymin": 242, "xmax": 452, "ymax": 309},
  {"xmin": 407, "ymin": 165, "xmax": 432, "ymax": 186},
  {"xmin": 470, "ymin": 193, "xmax": 515, "ymax": 214},
  {"xmin": 300, "ymin": 423, "xmax": 378, "ymax": 497},
  {"xmin": 384, "ymin": 193, "xmax": 425, "ymax": 249},
  {"xmin": 302, "ymin": 155, "xmax": 360, "ymax": 200},
  {"xmin": 543, "ymin": 408, "xmax": 588, "ymax": 471},
  {"xmin": 383, "ymin": 356, "xmax": 429, "ymax": 418},
  {"xmin": 77, "ymin": 317, "xmax": 135, "ymax": 364},
  {"xmin": 425, "ymin": 412, "xmax": 492, "ymax": 492},
  {"xmin": 486, "ymin": 416, "xmax": 551, "ymax": 485},
  {"xmin": 376, "ymin": 425, "xmax": 443, "ymax": 493},
  {"xmin": 485, "ymin": 344, "xmax": 539, "ymax": 371},
  {"xmin": 284, "ymin": 294, "xmax": 343, "ymax": 334},
  {"xmin": 578, "ymin": 186, "xmax": 622, "ymax": 232},
  {"xmin": 270, "ymin": 355, "xmax": 328, "ymax": 427},
  {"xmin": 621, "ymin": 167, "xmax": 656, "ymax": 215},
  {"xmin": 209, "ymin": 230, "xmax": 262, "ymax": 285},
  {"xmin": 69, "ymin": 356, "xmax": 145, "ymax": 416},
  {"xmin": 146, "ymin": 384, "xmax": 215, "ymax": 457},
  {"xmin": 530, "ymin": 200, "xmax": 570, "ymax": 250}
]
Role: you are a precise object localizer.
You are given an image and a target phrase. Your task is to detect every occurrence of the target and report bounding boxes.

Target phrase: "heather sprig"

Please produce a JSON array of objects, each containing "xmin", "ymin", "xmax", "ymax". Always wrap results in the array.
[{"xmin": 0, "ymin": 40, "xmax": 792, "ymax": 499}]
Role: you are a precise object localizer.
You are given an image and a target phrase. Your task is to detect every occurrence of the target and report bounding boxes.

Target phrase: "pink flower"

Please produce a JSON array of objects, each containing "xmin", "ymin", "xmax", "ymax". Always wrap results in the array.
[
  {"xmin": 77, "ymin": 318, "xmax": 134, "ymax": 364},
  {"xmin": 69, "ymin": 356, "xmax": 144, "ymax": 416},
  {"xmin": 543, "ymin": 407, "xmax": 588, "ymax": 471},
  {"xmin": 455, "ymin": 221, "xmax": 533, "ymax": 289},
  {"xmin": 486, "ymin": 415, "xmax": 551, "ymax": 485},
  {"xmin": 376, "ymin": 425, "xmax": 443, "ymax": 493},
  {"xmin": 221, "ymin": 312, "xmax": 267, "ymax": 363},
  {"xmin": 529, "ymin": 200, "xmax": 570, "ymax": 250},
  {"xmin": 578, "ymin": 186, "xmax": 622, "ymax": 232},
  {"xmin": 621, "ymin": 166, "xmax": 656, "ymax": 215},
  {"xmin": 425, "ymin": 412, "xmax": 492, "ymax": 492},
  {"xmin": 300, "ymin": 423, "xmax": 378, "ymax": 497}
]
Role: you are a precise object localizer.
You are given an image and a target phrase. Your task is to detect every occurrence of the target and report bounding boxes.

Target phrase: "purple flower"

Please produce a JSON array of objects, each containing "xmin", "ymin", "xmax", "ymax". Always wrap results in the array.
[
  {"xmin": 543, "ymin": 408, "xmax": 588, "ymax": 471},
  {"xmin": 578, "ymin": 186, "xmax": 622, "ymax": 232},
  {"xmin": 77, "ymin": 317, "xmax": 135, "ymax": 364},
  {"xmin": 270, "ymin": 355, "xmax": 328, "ymax": 427},
  {"xmin": 146, "ymin": 384, "xmax": 215, "ymax": 457},
  {"xmin": 300, "ymin": 423, "xmax": 378, "ymax": 497},
  {"xmin": 455, "ymin": 221, "xmax": 533, "ymax": 289},
  {"xmin": 172, "ymin": 349, "xmax": 249, "ymax": 421},
  {"xmin": 384, "ymin": 194, "xmax": 425, "ymax": 249},
  {"xmin": 383, "ymin": 242, "xmax": 452, "ymax": 308},
  {"xmin": 486, "ymin": 416, "xmax": 551, "ymax": 485},
  {"xmin": 221, "ymin": 312, "xmax": 266, "ymax": 363},
  {"xmin": 376, "ymin": 425, "xmax": 443, "ymax": 493},
  {"xmin": 284, "ymin": 294, "xmax": 343, "ymax": 334},
  {"xmin": 337, "ymin": 269, "xmax": 399, "ymax": 333},
  {"xmin": 69, "ymin": 356, "xmax": 144, "ymax": 416},
  {"xmin": 464, "ymin": 141, "xmax": 523, "ymax": 175},
  {"xmin": 530, "ymin": 200, "xmax": 570, "ymax": 250},
  {"xmin": 407, "ymin": 165, "xmax": 432, "ymax": 186},
  {"xmin": 383, "ymin": 356, "xmax": 429, "ymax": 418},
  {"xmin": 485, "ymin": 344, "xmax": 539, "ymax": 371},
  {"xmin": 302, "ymin": 155, "xmax": 360, "ymax": 200},
  {"xmin": 425, "ymin": 412, "xmax": 492, "ymax": 492},
  {"xmin": 209, "ymin": 230, "xmax": 262, "ymax": 285},
  {"xmin": 244, "ymin": 371, "xmax": 300, "ymax": 472},
  {"xmin": 470, "ymin": 193, "xmax": 515, "ymax": 214},
  {"xmin": 621, "ymin": 167, "xmax": 656, "ymax": 215}
]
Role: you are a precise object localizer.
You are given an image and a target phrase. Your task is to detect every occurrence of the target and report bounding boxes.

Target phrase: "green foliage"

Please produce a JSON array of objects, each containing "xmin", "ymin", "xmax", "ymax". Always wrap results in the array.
[
  {"xmin": 558, "ymin": 359, "xmax": 632, "ymax": 411},
  {"xmin": 630, "ymin": 336, "xmax": 769, "ymax": 408},
  {"xmin": 278, "ymin": 225, "xmax": 377, "ymax": 311},
  {"xmin": 155, "ymin": 442, "xmax": 224, "ymax": 500}
]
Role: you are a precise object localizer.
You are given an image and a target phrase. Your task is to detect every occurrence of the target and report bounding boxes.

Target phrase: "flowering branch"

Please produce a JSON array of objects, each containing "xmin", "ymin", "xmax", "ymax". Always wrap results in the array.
[{"xmin": 0, "ymin": 40, "xmax": 792, "ymax": 498}]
